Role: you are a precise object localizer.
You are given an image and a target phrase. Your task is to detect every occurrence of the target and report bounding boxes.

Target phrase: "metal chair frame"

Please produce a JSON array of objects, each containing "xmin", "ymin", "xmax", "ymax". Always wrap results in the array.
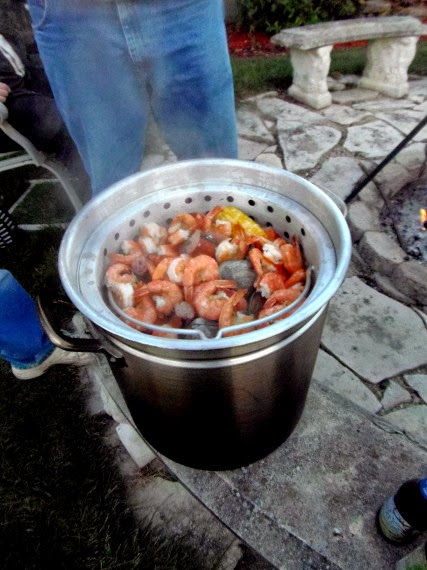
[{"xmin": 0, "ymin": 101, "xmax": 83, "ymax": 213}]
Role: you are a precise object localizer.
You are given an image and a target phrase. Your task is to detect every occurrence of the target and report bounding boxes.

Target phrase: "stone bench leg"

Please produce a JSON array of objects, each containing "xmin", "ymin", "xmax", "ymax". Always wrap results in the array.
[
  {"xmin": 358, "ymin": 36, "xmax": 419, "ymax": 98},
  {"xmin": 288, "ymin": 45, "xmax": 333, "ymax": 110}
]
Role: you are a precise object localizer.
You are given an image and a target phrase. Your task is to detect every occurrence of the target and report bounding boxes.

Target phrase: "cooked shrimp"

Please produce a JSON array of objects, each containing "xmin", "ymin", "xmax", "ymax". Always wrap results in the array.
[
  {"xmin": 256, "ymin": 271, "xmax": 287, "ymax": 298},
  {"xmin": 152, "ymin": 315, "xmax": 183, "ymax": 338},
  {"xmin": 135, "ymin": 279, "xmax": 183, "ymax": 316},
  {"xmin": 283, "ymin": 269, "xmax": 306, "ymax": 289},
  {"xmin": 140, "ymin": 222, "xmax": 168, "ymax": 244},
  {"xmin": 167, "ymin": 213, "xmax": 200, "ymax": 246},
  {"xmin": 182, "ymin": 254, "xmax": 220, "ymax": 301},
  {"xmin": 258, "ymin": 288, "xmax": 302, "ymax": 320},
  {"xmin": 124, "ymin": 296, "xmax": 158, "ymax": 330},
  {"xmin": 151, "ymin": 257, "xmax": 173, "ymax": 280},
  {"xmin": 248, "ymin": 248, "xmax": 277, "ymax": 277},
  {"xmin": 192, "ymin": 279, "xmax": 237, "ymax": 321},
  {"xmin": 109, "ymin": 239, "xmax": 145, "ymax": 266},
  {"xmin": 218, "ymin": 289, "xmax": 253, "ymax": 334},
  {"xmin": 105, "ymin": 263, "xmax": 136, "ymax": 286},
  {"xmin": 215, "ymin": 225, "xmax": 249, "ymax": 264},
  {"xmin": 167, "ymin": 255, "xmax": 190, "ymax": 284},
  {"xmin": 280, "ymin": 236, "xmax": 304, "ymax": 275},
  {"xmin": 105, "ymin": 263, "xmax": 137, "ymax": 308}
]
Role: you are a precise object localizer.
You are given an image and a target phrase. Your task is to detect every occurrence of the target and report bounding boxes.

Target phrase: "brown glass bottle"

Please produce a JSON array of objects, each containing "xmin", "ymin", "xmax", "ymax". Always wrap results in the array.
[{"xmin": 378, "ymin": 478, "xmax": 427, "ymax": 544}]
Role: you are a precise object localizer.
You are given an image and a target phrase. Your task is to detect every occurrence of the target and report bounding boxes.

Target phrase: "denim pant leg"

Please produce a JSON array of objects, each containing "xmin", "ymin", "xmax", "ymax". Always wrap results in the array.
[
  {"xmin": 0, "ymin": 270, "xmax": 54, "ymax": 367},
  {"xmin": 118, "ymin": 0, "xmax": 238, "ymax": 160},
  {"xmin": 27, "ymin": 0, "xmax": 149, "ymax": 195},
  {"xmin": 27, "ymin": 0, "xmax": 237, "ymax": 196}
]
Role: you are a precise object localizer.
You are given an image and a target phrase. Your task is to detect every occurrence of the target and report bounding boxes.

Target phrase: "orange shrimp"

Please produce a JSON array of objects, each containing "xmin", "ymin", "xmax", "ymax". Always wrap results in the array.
[
  {"xmin": 152, "ymin": 315, "xmax": 183, "ymax": 339},
  {"xmin": 105, "ymin": 263, "xmax": 137, "ymax": 307},
  {"xmin": 151, "ymin": 257, "xmax": 173, "ymax": 280},
  {"xmin": 167, "ymin": 213, "xmax": 200, "ymax": 246},
  {"xmin": 283, "ymin": 269, "xmax": 306, "ymax": 289},
  {"xmin": 182, "ymin": 254, "xmax": 220, "ymax": 301},
  {"xmin": 256, "ymin": 271, "xmax": 287, "ymax": 298},
  {"xmin": 167, "ymin": 255, "xmax": 190, "ymax": 284},
  {"xmin": 280, "ymin": 236, "xmax": 304, "ymax": 275},
  {"xmin": 135, "ymin": 279, "xmax": 183, "ymax": 316},
  {"xmin": 203, "ymin": 206, "xmax": 233, "ymax": 237},
  {"xmin": 109, "ymin": 239, "xmax": 145, "ymax": 266},
  {"xmin": 218, "ymin": 289, "xmax": 254, "ymax": 335},
  {"xmin": 258, "ymin": 288, "xmax": 302, "ymax": 320},
  {"xmin": 192, "ymin": 279, "xmax": 237, "ymax": 321},
  {"xmin": 215, "ymin": 225, "xmax": 249, "ymax": 264},
  {"xmin": 248, "ymin": 248, "xmax": 277, "ymax": 278},
  {"xmin": 124, "ymin": 296, "xmax": 158, "ymax": 330},
  {"xmin": 139, "ymin": 222, "xmax": 168, "ymax": 244}
]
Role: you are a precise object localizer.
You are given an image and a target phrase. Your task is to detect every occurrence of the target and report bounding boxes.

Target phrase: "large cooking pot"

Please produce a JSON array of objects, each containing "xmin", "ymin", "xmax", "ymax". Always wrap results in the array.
[{"xmin": 51, "ymin": 159, "xmax": 351, "ymax": 470}]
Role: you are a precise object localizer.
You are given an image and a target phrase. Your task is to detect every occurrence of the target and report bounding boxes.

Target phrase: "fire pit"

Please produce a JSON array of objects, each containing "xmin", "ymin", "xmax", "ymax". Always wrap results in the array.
[{"xmin": 382, "ymin": 178, "xmax": 427, "ymax": 262}]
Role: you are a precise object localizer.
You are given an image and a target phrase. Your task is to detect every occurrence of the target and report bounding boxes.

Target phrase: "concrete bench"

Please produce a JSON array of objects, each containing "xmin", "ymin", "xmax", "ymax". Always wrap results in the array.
[{"xmin": 271, "ymin": 16, "xmax": 424, "ymax": 109}]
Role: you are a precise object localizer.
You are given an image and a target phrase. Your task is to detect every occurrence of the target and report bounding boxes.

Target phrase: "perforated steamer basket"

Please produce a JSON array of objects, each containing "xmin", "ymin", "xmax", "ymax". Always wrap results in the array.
[{"xmin": 58, "ymin": 159, "xmax": 351, "ymax": 469}]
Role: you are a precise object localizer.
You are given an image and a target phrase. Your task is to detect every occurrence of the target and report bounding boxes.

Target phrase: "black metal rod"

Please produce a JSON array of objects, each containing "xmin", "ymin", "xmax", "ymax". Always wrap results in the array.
[{"xmin": 345, "ymin": 114, "xmax": 427, "ymax": 204}]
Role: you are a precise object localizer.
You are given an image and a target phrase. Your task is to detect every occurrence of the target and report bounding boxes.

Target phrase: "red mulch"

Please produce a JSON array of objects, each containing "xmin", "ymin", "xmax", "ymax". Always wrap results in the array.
[{"xmin": 227, "ymin": 22, "xmax": 427, "ymax": 58}]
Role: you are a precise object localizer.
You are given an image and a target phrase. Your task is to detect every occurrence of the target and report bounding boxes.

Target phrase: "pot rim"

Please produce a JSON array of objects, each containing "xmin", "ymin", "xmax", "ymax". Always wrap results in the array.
[{"xmin": 59, "ymin": 159, "xmax": 352, "ymax": 352}]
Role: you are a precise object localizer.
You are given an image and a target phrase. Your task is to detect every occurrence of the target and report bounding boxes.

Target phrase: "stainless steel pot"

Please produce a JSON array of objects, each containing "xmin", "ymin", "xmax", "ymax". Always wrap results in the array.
[{"xmin": 53, "ymin": 159, "xmax": 351, "ymax": 470}]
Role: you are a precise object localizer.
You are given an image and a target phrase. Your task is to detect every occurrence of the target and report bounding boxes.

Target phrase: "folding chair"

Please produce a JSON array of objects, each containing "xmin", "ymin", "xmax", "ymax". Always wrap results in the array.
[{"xmin": 0, "ymin": 101, "xmax": 83, "ymax": 213}]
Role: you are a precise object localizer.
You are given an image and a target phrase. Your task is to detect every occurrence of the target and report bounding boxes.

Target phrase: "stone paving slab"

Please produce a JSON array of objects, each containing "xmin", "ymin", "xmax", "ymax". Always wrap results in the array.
[
  {"xmin": 321, "ymin": 276, "xmax": 427, "ymax": 383},
  {"xmin": 159, "ymin": 381, "xmax": 427, "ymax": 570}
]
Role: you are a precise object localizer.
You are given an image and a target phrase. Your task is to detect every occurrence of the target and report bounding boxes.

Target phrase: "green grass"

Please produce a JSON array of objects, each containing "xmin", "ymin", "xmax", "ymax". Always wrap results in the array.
[{"xmin": 231, "ymin": 41, "xmax": 427, "ymax": 98}]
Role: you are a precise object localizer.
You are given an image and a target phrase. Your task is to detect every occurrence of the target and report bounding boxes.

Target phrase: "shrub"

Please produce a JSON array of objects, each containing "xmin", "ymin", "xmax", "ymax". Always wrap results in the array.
[{"xmin": 236, "ymin": 0, "xmax": 364, "ymax": 34}]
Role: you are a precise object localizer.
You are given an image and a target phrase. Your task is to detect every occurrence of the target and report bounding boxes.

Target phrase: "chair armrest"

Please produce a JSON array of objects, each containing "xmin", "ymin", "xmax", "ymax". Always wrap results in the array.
[
  {"xmin": 0, "ymin": 102, "xmax": 9, "ymax": 124},
  {"xmin": 0, "ymin": 102, "xmax": 45, "ymax": 166}
]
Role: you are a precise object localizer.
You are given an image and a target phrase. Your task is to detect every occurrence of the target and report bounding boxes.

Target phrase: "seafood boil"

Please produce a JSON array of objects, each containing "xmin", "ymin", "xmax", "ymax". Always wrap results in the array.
[{"xmin": 104, "ymin": 206, "xmax": 310, "ymax": 338}]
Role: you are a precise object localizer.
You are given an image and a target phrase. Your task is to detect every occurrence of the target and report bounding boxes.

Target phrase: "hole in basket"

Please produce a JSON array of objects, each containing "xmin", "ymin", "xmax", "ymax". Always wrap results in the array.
[
  {"xmin": 204, "ymin": 195, "xmax": 212, "ymax": 202},
  {"xmin": 103, "ymin": 248, "xmax": 107, "ymax": 257},
  {"xmin": 283, "ymin": 231, "xmax": 290, "ymax": 239},
  {"xmin": 143, "ymin": 210, "xmax": 150, "ymax": 218},
  {"xmin": 185, "ymin": 197, "xmax": 192, "ymax": 204},
  {"xmin": 163, "ymin": 203, "xmax": 171, "ymax": 210},
  {"xmin": 227, "ymin": 196, "xmax": 234, "ymax": 202},
  {"xmin": 267, "ymin": 205, "xmax": 274, "ymax": 213},
  {"xmin": 286, "ymin": 215, "xmax": 291, "ymax": 223},
  {"xmin": 129, "ymin": 219, "xmax": 135, "ymax": 227},
  {"xmin": 248, "ymin": 199, "xmax": 255, "ymax": 207},
  {"xmin": 301, "ymin": 228, "xmax": 306, "ymax": 237},
  {"xmin": 114, "ymin": 233, "xmax": 120, "ymax": 241}
]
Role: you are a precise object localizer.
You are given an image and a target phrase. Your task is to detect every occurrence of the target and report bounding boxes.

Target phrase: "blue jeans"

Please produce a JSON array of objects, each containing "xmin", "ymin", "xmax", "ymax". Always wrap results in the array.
[
  {"xmin": 0, "ymin": 270, "xmax": 54, "ymax": 368},
  {"xmin": 27, "ymin": 0, "xmax": 238, "ymax": 195}
]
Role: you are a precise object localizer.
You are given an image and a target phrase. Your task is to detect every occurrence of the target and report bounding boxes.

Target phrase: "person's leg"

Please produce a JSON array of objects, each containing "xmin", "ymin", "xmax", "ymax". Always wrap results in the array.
[
  {"xmin": 0, "ymin": 270, "xmax": 95, "ymax": 379},
  {"xmin": 0, "ymin": 269, "xmax": 54, "ymax": 367},
  {"xmin": 122, "ymin": 0, "xmax": 238, "ymax": 160},
  {"xmin": 26, "ymin": 0, "xmax": 149, "ymax": 195}
]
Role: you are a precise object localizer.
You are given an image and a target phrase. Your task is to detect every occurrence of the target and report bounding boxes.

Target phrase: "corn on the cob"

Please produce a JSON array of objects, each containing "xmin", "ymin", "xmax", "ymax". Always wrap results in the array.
[{"xmin": 214, "ymin": 206, "xmax": 267, "ymax": 238}]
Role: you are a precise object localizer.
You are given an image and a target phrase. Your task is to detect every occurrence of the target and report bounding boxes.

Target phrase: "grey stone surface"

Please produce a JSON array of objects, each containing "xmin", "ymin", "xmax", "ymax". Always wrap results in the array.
[
  {"xmin": 160, "ymin": 382, "xmax": 427, "ymax": 570},
  {"xmin": 383, "ymin": 405, "xmax": 427, "ymax": 445},
  {"xmin": 321, "ymin": 277, "xmax": 427, "ymax": 383},
  {"xmin": 405, "ymin": 374, "xmax": 427, "ymax": 403},
  {"xmin": 344, "ymin": 120, "xmax": 407, "ymax": 159},
  {"xmin": 237, "ymin": 108, "xmax": 276, "ymax": 144},
  {"xmin": 320, "ymin": 103, "xmax": 373, "ymax": 125},
  {"xmin": 391, "ymin": 260, "xmax": 427, "ymax": 306},
  {"xmin": 313, "ymin": 350, "xmax": 382, "ymax": 414},
  {"xmin": 278, "ymin": 121, "xmax": 341, "ymax": 171},
  {"xmin": 381, "ymin": 380, "xmax": 412, "ymax": 411},
  {"xmin": 309, "ymin": 156, "xmax": 367, "ymax": 202},
  {"xmin": 331, "ymin": 88, "xmax": 379, "ymax": 105},
  {"xmin": 358, "ymin": 231, "xmax": 407, "ymax": 276},
  {"xmin": 237, "ymin": 138, "xmax": 269, "ymax": 161},
  {"xmin": 347, "ymin": 200, "xmax": 382, "ymax": 241}
]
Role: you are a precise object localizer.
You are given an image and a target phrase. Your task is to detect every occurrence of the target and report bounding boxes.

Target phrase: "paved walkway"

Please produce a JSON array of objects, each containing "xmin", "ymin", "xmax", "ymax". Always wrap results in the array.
[{"xmin": 7, "ymin": 74, "xmax": 427, "ymax": 568}]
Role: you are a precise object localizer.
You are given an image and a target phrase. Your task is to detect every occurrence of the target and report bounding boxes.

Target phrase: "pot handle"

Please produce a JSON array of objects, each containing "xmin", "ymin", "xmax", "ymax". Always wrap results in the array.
[{"xmin": 36, "ymin": 292, "xmax": 104, "ymax": 353}]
